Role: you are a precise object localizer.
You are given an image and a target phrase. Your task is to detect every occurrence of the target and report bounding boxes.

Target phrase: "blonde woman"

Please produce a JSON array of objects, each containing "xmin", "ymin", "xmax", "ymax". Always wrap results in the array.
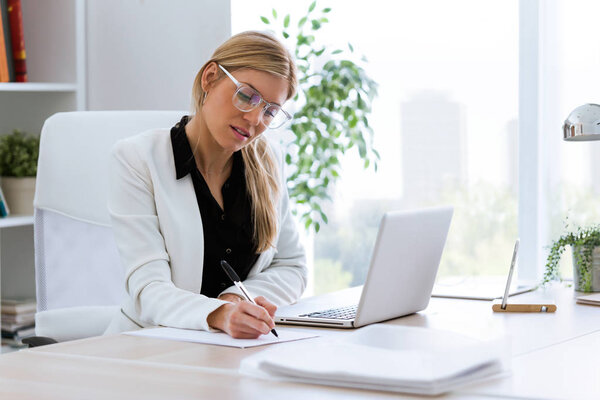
[{"xmin": 104, "ymin": 31, "xmax": 307, "ymax": 339}]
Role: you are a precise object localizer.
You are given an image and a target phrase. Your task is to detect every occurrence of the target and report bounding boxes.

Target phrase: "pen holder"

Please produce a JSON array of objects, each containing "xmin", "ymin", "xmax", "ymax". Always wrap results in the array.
[{"xmin": 491, "ymin": 299, "xmax": 557, "ymax": 313}]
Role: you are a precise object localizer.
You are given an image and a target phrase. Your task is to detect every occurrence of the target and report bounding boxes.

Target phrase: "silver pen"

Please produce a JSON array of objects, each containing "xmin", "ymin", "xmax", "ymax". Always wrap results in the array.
[
  {"xmin": 220, "ymin": 260, "xmax": 279, "ymax": 338},
  {"xmin": 501, "ymin": 239, "xmax": 520, "ymax": 310}
]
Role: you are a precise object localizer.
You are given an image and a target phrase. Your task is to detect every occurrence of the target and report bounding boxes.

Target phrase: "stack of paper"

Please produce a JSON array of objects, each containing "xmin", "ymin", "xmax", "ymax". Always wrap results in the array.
[
  {"xmin": 576, "ymin": 293, "xmax": 600, "ymax": 306},
  {"xmin": 240, "ymin": 325, "xmax": 507, "ymax": 396},
  {"xmin": 1, "ymin": 298, "xmax": 36, "ymax": 347}
]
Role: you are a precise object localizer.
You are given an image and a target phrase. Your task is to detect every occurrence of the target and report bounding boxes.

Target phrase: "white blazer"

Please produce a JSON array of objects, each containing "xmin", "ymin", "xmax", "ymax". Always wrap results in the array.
[{"xmin": 104, "ymin": 129, "xmax": 307, "ymax": 334}]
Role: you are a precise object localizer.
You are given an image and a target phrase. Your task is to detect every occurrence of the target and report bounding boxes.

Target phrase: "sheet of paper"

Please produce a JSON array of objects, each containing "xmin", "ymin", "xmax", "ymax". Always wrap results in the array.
[
  {"xmin": 576, "ymin": 293, "xmax": 600, "ymax": 305},
  {"xmin": 240, "ymin": 325, "xmax": 509, "ymax": 396},
  {"xmin": 123, "ymin": 326, "xmax": 319, "ymax": 348}
]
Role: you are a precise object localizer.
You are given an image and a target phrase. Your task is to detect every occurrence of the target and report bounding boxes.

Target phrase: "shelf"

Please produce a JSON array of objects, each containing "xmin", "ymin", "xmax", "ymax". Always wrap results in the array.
[
  {"xmin": 0, "ymin": 83, "xmax": 77, "ymax": 93},
  {"xmin": 0, "ymin": 345, "xmax": 18, "ymax": 354},
  {"xmin": 0, "ymin": 215, "xmax": 34, "ymax": 228}
]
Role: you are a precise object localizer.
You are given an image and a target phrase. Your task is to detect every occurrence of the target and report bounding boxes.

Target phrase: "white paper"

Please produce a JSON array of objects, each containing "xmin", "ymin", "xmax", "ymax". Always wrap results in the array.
[
  {"xmin": 240, "ymin": 324, "xmax": 509, "ymax": 395},
  {"xmin": 123, "ymin": 326, "xmax": 319, "ymax": 348}
]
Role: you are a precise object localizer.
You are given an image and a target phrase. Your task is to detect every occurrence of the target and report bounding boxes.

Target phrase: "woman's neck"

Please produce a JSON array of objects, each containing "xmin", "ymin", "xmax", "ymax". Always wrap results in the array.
[{"xmin": 185, "ymin": 114, "xmax": 233, "ymax": 178}]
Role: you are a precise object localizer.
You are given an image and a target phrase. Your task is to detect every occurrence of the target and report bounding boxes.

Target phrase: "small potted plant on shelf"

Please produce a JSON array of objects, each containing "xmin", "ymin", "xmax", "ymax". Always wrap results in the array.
[
  {"xmin": 543, "ymin": 225, "xmax": 600, "ymax": 292},
  {"xmin": 0, "ymin": 130, "xmax": 40, "ymax": 215}
]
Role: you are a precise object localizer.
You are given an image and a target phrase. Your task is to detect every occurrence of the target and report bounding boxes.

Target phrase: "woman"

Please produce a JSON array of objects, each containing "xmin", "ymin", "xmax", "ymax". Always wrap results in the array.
[{"xmin": 104, "ymin": 31, "xmax": 307, "ymax": 339}]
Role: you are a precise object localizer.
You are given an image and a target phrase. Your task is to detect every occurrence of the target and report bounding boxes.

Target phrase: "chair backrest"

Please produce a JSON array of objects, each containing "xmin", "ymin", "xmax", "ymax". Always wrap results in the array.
[{"xmin": 34, "ymin": 111, "xmax": 183, "ymax": 315}]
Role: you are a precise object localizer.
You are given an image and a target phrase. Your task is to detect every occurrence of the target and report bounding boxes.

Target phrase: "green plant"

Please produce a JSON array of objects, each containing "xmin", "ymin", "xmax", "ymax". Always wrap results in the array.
[
  {"xmin": 261, "ymin": 1, "xmax": 379, "ymax": 232},
  {"xmin": 543, "ymin": 225, "xmax": 600, "ymax": 292},
  {"xmin": 0, "ymin": 130, "xmax": 40, "ymax": 177}
]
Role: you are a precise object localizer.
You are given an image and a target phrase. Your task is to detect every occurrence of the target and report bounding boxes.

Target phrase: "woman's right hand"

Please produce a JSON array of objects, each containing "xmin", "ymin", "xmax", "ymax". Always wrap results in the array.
[{"xmin": 207, "ymin": 298, "xmax": 276, "ymax": 339}]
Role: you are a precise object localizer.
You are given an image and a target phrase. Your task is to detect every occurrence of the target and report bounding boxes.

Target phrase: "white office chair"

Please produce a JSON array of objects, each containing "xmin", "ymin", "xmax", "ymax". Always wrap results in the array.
[{"xmin": 33, "ymin": 110, "xmax": 184, "ymax": 342}]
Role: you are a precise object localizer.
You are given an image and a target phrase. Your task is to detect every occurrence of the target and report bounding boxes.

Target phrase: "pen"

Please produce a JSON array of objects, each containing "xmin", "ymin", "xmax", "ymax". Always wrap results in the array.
[
  {"xmin": 220, "ymin": 260, "xmax": 279, "ymax": 338},
  {"xmin": 501, "ymin": 239, "xmax": 519, "ymax": 310}
]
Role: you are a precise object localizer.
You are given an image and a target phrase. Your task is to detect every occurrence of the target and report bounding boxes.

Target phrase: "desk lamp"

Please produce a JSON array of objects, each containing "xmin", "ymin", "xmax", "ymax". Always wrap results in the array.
[{"xmin": 563, "ymin": 103, "xmax": 600, "ymax": 141}]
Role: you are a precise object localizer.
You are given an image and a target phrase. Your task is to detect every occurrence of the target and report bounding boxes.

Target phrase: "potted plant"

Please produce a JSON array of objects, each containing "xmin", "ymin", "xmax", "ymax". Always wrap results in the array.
[
  {"xmin": 543, "ymin": 225, "xmax": 600, "ymax": 292},
  {"xmin": 261, "ymin": 2, "xmax": 379, "ymax": 232},
  {"xmin": 0, "ymin": 130, "xmax": 40, "ymax": 215}
]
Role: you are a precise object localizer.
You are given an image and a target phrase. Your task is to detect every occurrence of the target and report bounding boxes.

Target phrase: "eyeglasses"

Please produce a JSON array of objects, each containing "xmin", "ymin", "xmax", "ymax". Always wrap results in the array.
[{"xmin": 218, "ymin": 64, "xmax": 291, "ymax": 129}]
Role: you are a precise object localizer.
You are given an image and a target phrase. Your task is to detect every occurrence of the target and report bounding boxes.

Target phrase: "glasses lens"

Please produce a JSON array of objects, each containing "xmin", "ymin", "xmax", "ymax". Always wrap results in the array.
[
  {"xmin": 233, "ymin": 86, "xmax": 262, "ymax": 111},
  {"xmin": 264, "ymin": 106, "xmax": 289, "ymax": 129}
]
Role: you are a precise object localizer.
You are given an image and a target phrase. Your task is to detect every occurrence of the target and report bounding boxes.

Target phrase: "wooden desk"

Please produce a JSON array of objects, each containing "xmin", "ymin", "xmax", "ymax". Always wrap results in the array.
[{"xmin": 0, "ymin": 284, "xmax": 598, "ymax": 399}]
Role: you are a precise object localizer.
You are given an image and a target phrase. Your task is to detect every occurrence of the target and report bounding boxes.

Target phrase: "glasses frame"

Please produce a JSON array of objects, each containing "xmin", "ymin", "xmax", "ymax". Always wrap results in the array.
[{"xmin": 218, "ymin": 64, "xmax": 291, "ymax": 129}]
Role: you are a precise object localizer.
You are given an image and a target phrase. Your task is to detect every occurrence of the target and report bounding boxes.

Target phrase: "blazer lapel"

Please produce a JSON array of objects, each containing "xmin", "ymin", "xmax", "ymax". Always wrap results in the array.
[{"xmin": 158, "ymin": 159, "xmax": 205, "ymax": 293}]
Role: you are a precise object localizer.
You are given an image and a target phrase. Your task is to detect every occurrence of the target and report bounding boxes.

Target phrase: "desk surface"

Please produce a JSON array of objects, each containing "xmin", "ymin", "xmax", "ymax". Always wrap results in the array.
[{"xmin": 0, "ymin": 284, "xmax": 598, "ymax": 400}]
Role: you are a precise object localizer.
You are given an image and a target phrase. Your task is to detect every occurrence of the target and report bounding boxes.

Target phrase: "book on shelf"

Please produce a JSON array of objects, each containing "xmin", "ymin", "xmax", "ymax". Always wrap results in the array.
[
  {"xmin": 0, "ymin": 184, "xmax": 10, "ymax": 217},
  {"xmin": 7, "ymin": 0, "xmax": 26, "ymax": 82},
  {"xmin": 1, "ymin": 319, "xmax": 34, "ymax": 332},
  {"xmin": 0, "ymin": 0, "xmax": 8, "ymax": 82},
  {"xmin": 1, "ymin": 297, "xmax": 36, "ymax": 314},
  {"xmin": 1, "ymin": 324, "xmax": 34, "ymax": 347},
  {"xmin": 1, "ymin": 323, "xmax": 33, "ymax": 337},
  {"xmin": 2, "ymin": 310, "xmax": 34, "ymax": 325},
  {"xmin": 0, "ymin": 0, "xmax": 13, "ymax": 81}
]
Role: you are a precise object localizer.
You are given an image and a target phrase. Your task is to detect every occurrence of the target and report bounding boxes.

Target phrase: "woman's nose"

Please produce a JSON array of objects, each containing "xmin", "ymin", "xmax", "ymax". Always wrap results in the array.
[{"xmin": 243, "ymin": 107, "xmax": 263, "ymax": 126}]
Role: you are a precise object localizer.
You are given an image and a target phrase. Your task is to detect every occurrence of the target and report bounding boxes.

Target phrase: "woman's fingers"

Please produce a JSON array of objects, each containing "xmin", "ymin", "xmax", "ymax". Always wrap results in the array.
[
  {"xmin": 209, "ymin": 296, "xmax": 278, "ymax": 339},
  {"xmin": 237, "ymin": 301, "xmax": 275, "ymax": 330},
  {"xmin": 254, "ymin": 296, "xmax": 277, "ymax": 317},
  {"xmin": 225, "ymin": 302, "xmax": 274, "ymax": 338}
]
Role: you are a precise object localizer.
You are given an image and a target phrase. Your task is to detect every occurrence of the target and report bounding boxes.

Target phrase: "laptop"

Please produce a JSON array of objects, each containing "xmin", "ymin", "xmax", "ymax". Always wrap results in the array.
[{"xmin": 275, "ymin": 206, "xmax": 453, "ymax": 328}]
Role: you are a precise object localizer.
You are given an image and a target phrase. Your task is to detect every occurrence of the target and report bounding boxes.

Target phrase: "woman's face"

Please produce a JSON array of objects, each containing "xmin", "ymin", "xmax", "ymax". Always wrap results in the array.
[{"xmin": 201, "ymin": 64, "xmax": 289, "ymax": 153}]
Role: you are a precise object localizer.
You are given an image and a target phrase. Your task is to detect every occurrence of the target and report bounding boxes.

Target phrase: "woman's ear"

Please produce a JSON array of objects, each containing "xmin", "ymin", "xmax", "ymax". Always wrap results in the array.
[{"xmin": 201, "ymin": 62, "xmax": 220, "ymax": 92}]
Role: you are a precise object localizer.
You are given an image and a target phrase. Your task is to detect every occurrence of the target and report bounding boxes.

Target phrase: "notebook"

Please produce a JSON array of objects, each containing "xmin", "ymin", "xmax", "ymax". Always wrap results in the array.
[
  {"xmin": 240, "ymin": 324, "xmax": 506, "ymax": 396},
  {"xmin": 576, "ymin": 293, "xmax": 600, "ymax": 306},
  {"xmin": 275, "ymin": 206, "xmax": 453, "ymax": 328}
]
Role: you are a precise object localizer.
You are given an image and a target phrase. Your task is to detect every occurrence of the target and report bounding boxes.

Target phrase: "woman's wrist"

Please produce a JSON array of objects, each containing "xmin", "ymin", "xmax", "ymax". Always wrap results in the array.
[
  {"xmin": 218, "ymin": 293, "xmax": 245, "ymax": 303},
  {"xmin": 207, "ymin": 302, "xmax": 232, "ymax": 330}
]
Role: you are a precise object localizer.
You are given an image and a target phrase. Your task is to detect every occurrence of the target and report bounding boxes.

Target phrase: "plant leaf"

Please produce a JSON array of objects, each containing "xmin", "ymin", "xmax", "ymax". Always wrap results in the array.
[{"xmin": 260, "ymin": 16, "xmax": 270, "ymax": 24}]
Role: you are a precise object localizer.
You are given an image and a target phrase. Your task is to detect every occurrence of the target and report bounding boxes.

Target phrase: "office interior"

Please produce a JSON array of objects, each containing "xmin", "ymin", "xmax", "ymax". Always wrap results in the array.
[{"xmin": 0, "ymin": 1, "xmax": 599, "ymax": 399}]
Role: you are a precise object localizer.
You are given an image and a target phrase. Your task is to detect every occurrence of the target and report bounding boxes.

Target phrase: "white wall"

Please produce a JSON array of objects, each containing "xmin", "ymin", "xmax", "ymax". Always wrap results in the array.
[{"xmin": 86, "ymin": 0, "xmax": 231, "ymax": 111}]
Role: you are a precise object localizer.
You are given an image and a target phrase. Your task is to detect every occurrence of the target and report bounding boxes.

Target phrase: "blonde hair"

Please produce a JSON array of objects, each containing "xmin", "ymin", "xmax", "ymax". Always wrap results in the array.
[{"xmin": 192, "ymin": 31, "xmax": 298, "ymax": 253}]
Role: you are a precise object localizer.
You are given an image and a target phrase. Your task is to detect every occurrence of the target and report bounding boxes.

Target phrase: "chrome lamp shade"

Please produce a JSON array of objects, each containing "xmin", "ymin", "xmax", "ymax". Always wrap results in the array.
[{"xmin": 563, "ymin": 103, "xmax": 600, "ymax": 141}]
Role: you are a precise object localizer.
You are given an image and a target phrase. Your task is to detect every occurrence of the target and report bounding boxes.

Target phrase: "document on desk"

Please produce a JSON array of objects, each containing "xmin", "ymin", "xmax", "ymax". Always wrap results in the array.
[
  {"xmin": 123, "ymin": 327, "xmax": 319, "ymax": 348},
  {"xmin": 576, "ymin": 292, "xmax": 600, "ymax": 306},
  {"xmin": 240, "ymin": 324, "xmax": 508, "ymax": 396}
]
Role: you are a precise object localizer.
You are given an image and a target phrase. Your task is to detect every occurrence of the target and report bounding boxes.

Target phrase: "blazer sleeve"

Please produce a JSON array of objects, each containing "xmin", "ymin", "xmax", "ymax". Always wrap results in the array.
[
  {"xmin": 109, "ymin": 138, "xmax": 228, "ymax": 331},
  {"xmin": 219, "ymin": 141, "xmax": 308, "ymax": 306}
]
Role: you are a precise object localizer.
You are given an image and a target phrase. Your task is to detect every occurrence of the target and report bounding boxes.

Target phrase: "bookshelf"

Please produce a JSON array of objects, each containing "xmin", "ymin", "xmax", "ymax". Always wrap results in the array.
[
  {"xmin": 0, "ymin": 0, "xmax": 86, "ymax": 352},
  {"xmin": 0, "ymin": 82, "xmax": 78, "ymax": 92}
]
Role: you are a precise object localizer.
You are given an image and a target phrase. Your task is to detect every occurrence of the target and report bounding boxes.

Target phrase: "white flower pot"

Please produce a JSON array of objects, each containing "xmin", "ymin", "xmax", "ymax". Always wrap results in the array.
[{"xmin": 0, "ymin": 176, "xmax": 36, "ymax": 215}]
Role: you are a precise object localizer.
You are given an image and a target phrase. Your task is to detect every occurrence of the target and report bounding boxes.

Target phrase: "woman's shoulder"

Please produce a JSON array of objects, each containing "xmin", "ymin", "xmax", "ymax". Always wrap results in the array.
[{"xmin": 112, "ymin": 128, "xmax": 171, "ymax": 159}]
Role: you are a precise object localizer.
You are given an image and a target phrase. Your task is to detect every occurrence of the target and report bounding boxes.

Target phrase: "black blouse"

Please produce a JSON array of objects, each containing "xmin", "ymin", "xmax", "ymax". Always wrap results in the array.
[{"xmin": 170, "ymin": 116, "xmax": 259, "ymax": 298}]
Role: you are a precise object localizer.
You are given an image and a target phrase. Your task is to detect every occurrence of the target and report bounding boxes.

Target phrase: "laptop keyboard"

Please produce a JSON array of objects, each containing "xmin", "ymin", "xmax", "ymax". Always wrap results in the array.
[{"xmin": 299, "ymin": 304, "xmax": 358, "ymax": 320}]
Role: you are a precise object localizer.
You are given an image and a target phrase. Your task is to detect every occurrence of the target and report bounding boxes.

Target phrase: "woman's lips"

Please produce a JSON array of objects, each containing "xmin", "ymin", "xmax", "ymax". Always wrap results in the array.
[{"xmin": 231, "ymin": 125, "xmax": 250, "ymax": 140}]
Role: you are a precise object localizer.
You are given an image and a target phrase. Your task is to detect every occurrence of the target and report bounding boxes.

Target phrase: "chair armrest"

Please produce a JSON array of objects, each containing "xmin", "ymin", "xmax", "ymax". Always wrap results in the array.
[{"xmin": 21, "ymin": 336, "xmax": 58, "ymax": 347}]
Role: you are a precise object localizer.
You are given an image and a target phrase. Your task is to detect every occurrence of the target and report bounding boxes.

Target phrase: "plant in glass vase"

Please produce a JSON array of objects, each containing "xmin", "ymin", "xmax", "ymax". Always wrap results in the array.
[{"xmin": 543, "ymin": 225, "xmax": 600, "ymax": 292}]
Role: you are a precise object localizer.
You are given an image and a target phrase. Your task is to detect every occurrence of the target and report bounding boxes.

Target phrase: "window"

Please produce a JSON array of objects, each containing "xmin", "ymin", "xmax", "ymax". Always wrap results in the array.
[
  {"xmin": 538, "ymin": 0, "xmax": 600, "ymax": 279},
  {"xmin": 232, "ymin": 0, "xmax": 519, "ymax": 295}
]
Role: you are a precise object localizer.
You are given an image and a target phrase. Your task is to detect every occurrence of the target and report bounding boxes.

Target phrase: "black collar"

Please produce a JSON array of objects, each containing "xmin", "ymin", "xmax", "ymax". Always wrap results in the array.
[
  {"xmin": 170, "ymin": 115, "xmax": 245, "ymax": 182},
  {"xmin": 171, "ymin": 115, "xmax": 196, "ymax": 180}
]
